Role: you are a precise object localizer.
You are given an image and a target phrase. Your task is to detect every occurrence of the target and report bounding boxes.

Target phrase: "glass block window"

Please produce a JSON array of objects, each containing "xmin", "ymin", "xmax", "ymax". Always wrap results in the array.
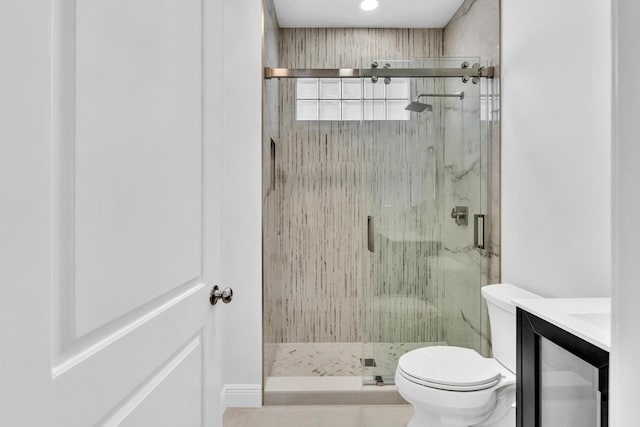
[{"xmin": 295, "ymin": 78, "xmax": 410, "ymax": 121}]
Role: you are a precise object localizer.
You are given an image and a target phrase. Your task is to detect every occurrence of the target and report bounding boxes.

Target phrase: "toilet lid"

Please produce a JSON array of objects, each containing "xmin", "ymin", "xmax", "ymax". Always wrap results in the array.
[{"xmin": 398, "ymin": 346, "xmax": 502, "ymax": 391}]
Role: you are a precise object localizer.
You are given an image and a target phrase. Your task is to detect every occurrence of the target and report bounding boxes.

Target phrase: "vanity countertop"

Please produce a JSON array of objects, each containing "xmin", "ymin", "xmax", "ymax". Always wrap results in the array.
[{"xmin": 514, "ymin": 297, "xmax": 611, "ymax": 352}]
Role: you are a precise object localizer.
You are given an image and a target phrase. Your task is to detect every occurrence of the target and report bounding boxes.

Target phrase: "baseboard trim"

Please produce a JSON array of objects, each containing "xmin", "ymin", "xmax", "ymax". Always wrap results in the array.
[{"xmin": 221, "ymin": 384, "xmax": 262, "ymax": 408}]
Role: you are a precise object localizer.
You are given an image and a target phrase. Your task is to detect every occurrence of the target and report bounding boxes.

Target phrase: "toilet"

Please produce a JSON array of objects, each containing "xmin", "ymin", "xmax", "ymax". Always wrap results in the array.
[{"xmin": 395, "ymin": 284, "xmax": 541, "ymax": 427}]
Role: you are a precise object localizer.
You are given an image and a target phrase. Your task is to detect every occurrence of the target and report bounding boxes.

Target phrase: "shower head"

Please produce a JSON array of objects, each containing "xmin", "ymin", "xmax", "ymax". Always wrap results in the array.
[
  {"xmin": 404, "ymin": 101, "xmax": 433, "ymax": 113},
  {"xmin": 405, "ymin": 92, "xmax": 465, "ymax": 113}
]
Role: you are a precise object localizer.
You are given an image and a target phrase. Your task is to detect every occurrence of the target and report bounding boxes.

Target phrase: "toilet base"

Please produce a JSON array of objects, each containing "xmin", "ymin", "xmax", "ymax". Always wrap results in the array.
[
  {"xmin": 475, "ymin": 406, "xmax": 515, "ymax": 427},
  {"xmin": 406, "ymin": 406, "xmax": 449, "ymax": 427}
]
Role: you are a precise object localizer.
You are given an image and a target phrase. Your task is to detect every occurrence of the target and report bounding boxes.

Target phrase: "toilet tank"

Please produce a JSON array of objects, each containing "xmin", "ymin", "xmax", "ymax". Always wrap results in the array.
[{"xmin": 481, "ymin": 284, "xmax": 542, "ymax": 372}]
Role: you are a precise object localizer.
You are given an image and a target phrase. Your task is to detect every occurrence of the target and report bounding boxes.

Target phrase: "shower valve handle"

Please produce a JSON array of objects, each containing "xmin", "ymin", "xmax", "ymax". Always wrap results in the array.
[{"xmin": 450, "ymin": 206, "xmax": 469, "ymax": 226}]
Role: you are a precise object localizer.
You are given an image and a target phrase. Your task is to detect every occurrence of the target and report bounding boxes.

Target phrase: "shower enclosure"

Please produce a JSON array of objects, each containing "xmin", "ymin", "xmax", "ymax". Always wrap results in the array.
[{"xmin": 262, "ymin": 56, "xmax": 496, "ymax": 394}]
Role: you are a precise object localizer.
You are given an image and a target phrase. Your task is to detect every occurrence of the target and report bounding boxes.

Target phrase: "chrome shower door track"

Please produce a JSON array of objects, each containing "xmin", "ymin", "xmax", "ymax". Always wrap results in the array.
[{"xmin": 264, "ymin": 65, "xmax": 494, "ymax": 80}]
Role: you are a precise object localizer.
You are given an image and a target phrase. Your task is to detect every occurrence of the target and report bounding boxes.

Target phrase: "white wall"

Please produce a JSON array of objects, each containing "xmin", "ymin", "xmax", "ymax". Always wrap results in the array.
[
  {"xmin": 611, "ymin": 1, "xmax": 640, "ymax": 424},
  {"xmin": 221, "ymin": 0, "xmax": 264, "ymax": 407},
  {"xmin": 501, "ymin": 0, "xmax": 612, "ymax": 298}
]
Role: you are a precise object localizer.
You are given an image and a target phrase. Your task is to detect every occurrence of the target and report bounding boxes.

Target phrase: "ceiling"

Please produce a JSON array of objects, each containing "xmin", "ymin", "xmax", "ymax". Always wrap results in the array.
[{"xmin": 272, "ymin": 0, "xmax": 465, "ymax": 29}]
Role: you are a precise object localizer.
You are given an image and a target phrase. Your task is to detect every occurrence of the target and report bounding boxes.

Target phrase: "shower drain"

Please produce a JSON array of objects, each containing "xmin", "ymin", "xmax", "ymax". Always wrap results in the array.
[{"xmin": 360, "ymin": 358, "xmax": 377, "ymax": 367}]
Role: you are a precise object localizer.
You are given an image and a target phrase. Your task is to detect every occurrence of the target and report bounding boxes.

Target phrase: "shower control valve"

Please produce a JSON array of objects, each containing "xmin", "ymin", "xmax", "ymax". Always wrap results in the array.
[{"xmin": 451, "ymin": 206, "xmax": 469, "ymax": 226}]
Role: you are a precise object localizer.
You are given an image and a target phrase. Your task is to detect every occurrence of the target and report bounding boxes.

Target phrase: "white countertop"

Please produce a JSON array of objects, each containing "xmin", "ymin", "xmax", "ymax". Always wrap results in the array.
[{"xmin": 514, "ymin": 298, "xmax": 611, "ymax": 352}]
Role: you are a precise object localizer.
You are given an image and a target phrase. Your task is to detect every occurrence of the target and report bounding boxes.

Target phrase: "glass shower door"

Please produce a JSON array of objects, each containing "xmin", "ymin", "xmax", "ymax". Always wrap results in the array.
[{"xmin": 361, "ymin": 57, "xmax": 489, "ymax": 385}]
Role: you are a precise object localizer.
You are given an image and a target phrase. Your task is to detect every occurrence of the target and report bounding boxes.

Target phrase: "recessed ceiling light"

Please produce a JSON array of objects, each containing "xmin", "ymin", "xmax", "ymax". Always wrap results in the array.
[{"xmin": 360, "ymin": 0, "xmax": 379, "ymax": 11}]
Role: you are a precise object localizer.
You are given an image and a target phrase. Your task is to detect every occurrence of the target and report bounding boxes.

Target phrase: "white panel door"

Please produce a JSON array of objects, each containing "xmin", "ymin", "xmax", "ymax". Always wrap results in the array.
[{"xmin": 0, "ymin": 0, "xmax": 225, "ymax": 426}]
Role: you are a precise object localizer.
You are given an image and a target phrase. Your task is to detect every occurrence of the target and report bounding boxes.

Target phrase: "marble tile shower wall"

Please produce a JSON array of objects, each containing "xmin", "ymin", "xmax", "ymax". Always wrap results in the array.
[
  {"xmin": 443, "ymin": 0, "xmax": 501, "ymax": 356},
  {"xmin": 263, "ymin": 28, "xmax": 447, "ymax": 351}
]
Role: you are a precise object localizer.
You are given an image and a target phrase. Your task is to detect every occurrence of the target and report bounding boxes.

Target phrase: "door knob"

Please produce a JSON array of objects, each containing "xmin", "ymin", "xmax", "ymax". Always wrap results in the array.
[{"xmin": 210, "ymin": 285, "xmax": 233, "ymax": 305}]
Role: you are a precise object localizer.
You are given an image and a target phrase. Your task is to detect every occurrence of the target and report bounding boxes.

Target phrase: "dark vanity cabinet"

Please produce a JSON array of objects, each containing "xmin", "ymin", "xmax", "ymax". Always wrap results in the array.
[{"xmin": 516, "ymin": 308, "xmax": 609, "ymax": 427}]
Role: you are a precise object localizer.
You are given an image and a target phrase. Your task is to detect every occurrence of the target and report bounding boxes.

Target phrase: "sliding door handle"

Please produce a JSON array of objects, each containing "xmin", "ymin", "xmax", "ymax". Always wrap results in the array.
[
  {"xmin": 367, "ymin": 215, "xmax": 374, "ymax": 253},
  {"xmin": 474, "ymin": 214, "xmax": 485, "ymax": 249}
]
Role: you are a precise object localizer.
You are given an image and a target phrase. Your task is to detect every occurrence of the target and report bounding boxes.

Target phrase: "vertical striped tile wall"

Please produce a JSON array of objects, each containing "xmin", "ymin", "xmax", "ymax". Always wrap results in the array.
[{"xmin": 265, "ymin": 28, "xmax": 446, "ymax": 347}]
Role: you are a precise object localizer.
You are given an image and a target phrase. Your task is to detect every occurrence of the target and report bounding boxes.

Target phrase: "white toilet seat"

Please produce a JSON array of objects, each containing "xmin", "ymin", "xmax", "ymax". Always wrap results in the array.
[
  {"xmin": 398, "ymin": 346, "xmax": 503, "ymax": 392},
  {"xmin": 398, "ymin": 368, "xmax": 501, "ymax": 392}
]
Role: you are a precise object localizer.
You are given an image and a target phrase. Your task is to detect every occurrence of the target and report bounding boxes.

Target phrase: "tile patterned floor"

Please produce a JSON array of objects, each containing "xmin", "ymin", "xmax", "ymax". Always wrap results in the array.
[
  {"xmin": 270, "ymin": 343, "xmax": 363, "ymax": 377},
  {"xmin": 223, "ymin": 405, "xmax": 414, "ymax": 427},
  {"xmin": 270, "ymin": 342, "xmax": 446, "ymax": 377}
]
